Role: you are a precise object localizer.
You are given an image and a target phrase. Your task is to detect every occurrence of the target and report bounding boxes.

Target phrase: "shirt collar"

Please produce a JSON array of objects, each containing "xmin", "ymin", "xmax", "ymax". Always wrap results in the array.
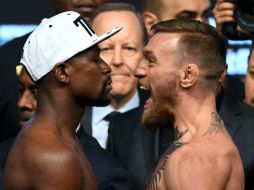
[{"xmin": 92, "ymin": 90, "xmax": 140, "ymax": 124}]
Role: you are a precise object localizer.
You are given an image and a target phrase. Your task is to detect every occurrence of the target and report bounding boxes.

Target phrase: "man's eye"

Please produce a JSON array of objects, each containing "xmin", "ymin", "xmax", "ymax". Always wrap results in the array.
[
  {"xmin": 125, "ymin": 47, "xmax": 136, "ymax": 51},
  {"xmin": 249, "ymin": 70, "xmax": 254, "ymax": 76},
  {"xmin": 100, "ymin": 47, "xmax": 111, "ymax": 52},
  {"xmin": 124, "ymin": 46, "xmax": 137, "ymax": 56}
]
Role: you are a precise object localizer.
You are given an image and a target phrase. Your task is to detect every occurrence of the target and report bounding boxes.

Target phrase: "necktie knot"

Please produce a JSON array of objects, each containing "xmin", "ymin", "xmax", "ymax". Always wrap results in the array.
[{"xmin": 104, "ymin": 111, "xmax": 120, "ymax": 122}]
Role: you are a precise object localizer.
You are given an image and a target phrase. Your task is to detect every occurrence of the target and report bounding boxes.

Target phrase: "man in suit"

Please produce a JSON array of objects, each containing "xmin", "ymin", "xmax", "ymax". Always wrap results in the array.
[{"xmin": 79, "ymin": 3, "xmax": 168, "ymax": 189}]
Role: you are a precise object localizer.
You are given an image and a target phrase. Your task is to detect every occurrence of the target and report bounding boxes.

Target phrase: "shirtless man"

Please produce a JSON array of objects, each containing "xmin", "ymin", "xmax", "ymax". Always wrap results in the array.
[
  {"xmin": 135, "ymin": 19, "xmax": 244, "ymax": 190},
  {"xmin": 3, "ymin": 11, "xmax": 121, "ymax": 190}
]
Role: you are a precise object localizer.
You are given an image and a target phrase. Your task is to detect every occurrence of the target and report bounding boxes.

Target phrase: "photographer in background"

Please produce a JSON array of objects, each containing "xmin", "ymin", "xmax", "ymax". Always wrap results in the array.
[{"xmin": 213, "ymin": 0, "xmax": 254, "ymax": 189}]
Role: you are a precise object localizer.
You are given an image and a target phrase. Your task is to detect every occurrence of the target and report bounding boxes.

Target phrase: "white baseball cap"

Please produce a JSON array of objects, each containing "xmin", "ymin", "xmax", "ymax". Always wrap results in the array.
[{"xmin": 20, "ymin": 11, "xmax": 122, "ymax": 81}]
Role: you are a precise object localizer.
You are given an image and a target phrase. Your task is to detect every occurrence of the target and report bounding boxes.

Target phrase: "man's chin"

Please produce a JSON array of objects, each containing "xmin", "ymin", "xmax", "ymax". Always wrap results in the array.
[
  {"xmin": 142, "ymin": 104, "xmax": 174, "ymax": 131},
  {"xmin": 94, "ymin": 98, "xmax": 111, "ymax": 107}
]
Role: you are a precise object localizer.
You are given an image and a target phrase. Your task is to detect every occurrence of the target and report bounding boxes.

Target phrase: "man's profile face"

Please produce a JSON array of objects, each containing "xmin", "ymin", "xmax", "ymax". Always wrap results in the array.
[
  {"xmin": 51, "ymin": 0, "xmax": 109, "ymax": 20},
  {"xmin": 67, "ymin": 46, "xmax": 112, "ymax": 107},
  {"xmin": 159, "ymin": 0, "xmax": 210, "ymax": 23},
  {"xmin": 136, "ymin": 33, "xmax": 181, "ymax": 130},
  {"xmin": 244, "ymin": 48, "xmax": 254, "ymax": 108},
  {"xmin": 17, "ymin": 68, "xmax": 37, "ymax": 128},
  {"xmin": 92, "ymin": 10, "xmax": 144, "ymax": 103}
]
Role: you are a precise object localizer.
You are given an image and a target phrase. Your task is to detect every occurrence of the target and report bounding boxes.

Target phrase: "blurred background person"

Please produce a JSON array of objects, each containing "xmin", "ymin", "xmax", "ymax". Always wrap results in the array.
[
  {"xmin": 244, "ymin": 46, "xmax": 254, "ymax": 108},
  {"xmin": 141, "ymin": 0, "xmax": 211, "ymax": 36},
  {"xmin": 210, "ymin": 0, "xmax": 254, "ymax": 189}
]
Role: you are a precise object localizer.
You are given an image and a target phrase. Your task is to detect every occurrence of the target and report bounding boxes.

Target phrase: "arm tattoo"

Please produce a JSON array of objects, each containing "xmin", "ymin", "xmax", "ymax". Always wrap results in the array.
[
  {"xmin": 146, "ymin": 142, "xmax": 184, "ymax": 190},
  {"xmin": 204, "ymin": 112, "xmax": 224, "ymax": 135}
]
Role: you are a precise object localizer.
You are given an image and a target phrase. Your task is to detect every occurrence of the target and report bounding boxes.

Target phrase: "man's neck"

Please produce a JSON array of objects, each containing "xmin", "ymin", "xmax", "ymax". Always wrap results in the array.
[
  {"xmin": 172, "ymin": 95, "xmax": 218, "ymax": 142},
  {"xmin": 36, "ymin": 91, "xmax": 84, "ymax": 137}
]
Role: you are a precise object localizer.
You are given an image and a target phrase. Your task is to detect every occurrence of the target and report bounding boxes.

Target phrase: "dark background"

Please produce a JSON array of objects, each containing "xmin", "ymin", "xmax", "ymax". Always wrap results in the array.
[
  {"xmin": 1, "ymin": 0, "xmax": 217, "ymax": 24},
  {"xmin": 0, "ymin": 0, "xmax": 142, "ymax": 24}
]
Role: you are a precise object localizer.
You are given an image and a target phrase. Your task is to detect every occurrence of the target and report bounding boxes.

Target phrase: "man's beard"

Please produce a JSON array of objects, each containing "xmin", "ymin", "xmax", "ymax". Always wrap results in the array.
[
  {"xmin": 142, "ymin": 76, "xmax": 177, "ymax": 130},
  {"xmin": 87, "ymin": 80, "xmax": 111, "ymax": 107}
]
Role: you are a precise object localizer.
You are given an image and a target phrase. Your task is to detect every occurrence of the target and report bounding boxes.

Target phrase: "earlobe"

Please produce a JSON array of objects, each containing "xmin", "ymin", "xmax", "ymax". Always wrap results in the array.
[
  {"xmin": 218, "ymin": 66, "xmax": 227, "ymax": 88},
  {"xmin": 143, "ymin": 11, "xmax": 159, "ymax": 36},
  {"xmin": 53, "ymin": 63, "xmax": 70, "ymax": 83},
  {"xmin": 180, "ymin": 64, "xmax": 199, "ymax": 88}
]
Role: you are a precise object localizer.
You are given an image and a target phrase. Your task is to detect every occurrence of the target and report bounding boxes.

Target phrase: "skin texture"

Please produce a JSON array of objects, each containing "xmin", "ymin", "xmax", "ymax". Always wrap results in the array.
[
  {"xmin": 17, "ymin": 68, "xmax": 37, "ymax": 128},
  {"xmin": 3, "ymin": 46, "xmax": 112, "ymax": 190},
  {"xmin": 51, "ymin": 0, "xmax": 109, "ymax": 20},
  {"xmin": 244, "ymin": 47, "xmax": 254, "ymax": 107},
  {"xmin": 143, "ymin": 0, "xmax": 211, "ymax": 36},
  {"xmin": 92, "ymin": 10, "xmax": 144, "ymax": 109},
  {"xmin": 135, "ymin": 30, "xmax": 244, "ymax": 190}
]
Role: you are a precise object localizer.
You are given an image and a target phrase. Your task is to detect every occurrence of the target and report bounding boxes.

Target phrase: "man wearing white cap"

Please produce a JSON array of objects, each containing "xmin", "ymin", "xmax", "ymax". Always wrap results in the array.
[{"xmin": 3, "ymin": 11, "xmax": 121, "ymax": 190}]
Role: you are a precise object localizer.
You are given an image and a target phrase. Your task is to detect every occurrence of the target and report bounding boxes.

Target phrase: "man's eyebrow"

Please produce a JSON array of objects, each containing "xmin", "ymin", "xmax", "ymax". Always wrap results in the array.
[
  {"xmin": 175, "ymin": 10, "xmax": 197, "ymax": 18},
  {"xmin": 142, "ymin": 49, "xmax": 157, "ymax": 60},
  {"xmin": 142, "ymin": 49, "xmax": 152, "ymax": 56}
]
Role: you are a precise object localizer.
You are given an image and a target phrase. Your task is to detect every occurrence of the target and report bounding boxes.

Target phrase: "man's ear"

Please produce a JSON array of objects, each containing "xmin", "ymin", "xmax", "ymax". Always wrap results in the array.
[
  {"xmin": 179, "ymin": 64, "xmax": 199, "ymax": 88},
  {"xmin": 53, "ymin": 63, "xmax": 70, "ymax": 84},
  {"xmin": 218, "ymin": 65, "xmax": 227, "ymax": 88},
  {"xmin": 143, "ymin": 11, "xmax": 159, "ymax": 37}
]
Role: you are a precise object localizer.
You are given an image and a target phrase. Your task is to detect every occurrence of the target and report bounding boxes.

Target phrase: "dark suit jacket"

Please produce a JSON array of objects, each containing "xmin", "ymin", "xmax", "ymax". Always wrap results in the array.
[
  {"xmin": 0, "ymin": 130, "xmax": 130, "ymax": 190},
  {"xmin": 219, "ymin": 97, "xmax": 254, "ymax": 190},
  {"xmin": 81, "ymin": 89, "xmax": 175, "ymax": 190}
]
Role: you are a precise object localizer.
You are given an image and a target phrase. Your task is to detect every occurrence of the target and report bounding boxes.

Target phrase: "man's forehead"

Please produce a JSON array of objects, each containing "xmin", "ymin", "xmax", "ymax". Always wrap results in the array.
[
  {"xmin": 160, "ymin": 0, "xmax": 210, "ymax": 15},
  {"xmin": 144, "ymin": 33, "xmax": 180, "ymax": 54}
]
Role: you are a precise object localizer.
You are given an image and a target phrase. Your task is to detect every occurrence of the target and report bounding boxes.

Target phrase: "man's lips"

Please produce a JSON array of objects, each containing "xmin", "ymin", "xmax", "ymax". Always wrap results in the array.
[{"xmin": 106, "ymin": 78, "xmax": 112, "ymax": 91}]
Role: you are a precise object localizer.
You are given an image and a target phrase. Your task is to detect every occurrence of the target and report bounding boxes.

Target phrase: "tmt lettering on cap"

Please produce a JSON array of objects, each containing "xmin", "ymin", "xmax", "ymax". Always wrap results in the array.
[{"xmin": 74, "ymin": 16, "xmax": 95, "ymax": 36}]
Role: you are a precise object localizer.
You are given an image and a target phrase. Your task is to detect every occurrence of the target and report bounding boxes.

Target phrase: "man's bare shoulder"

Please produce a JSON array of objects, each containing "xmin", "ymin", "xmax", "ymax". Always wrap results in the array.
[
  {"xmin": 4, "ymin": 126, "xmax": 84, "ymax": 190},
  {"xmin": 164, "ymin": 139, "xmax": 236, "ymax": 190}
]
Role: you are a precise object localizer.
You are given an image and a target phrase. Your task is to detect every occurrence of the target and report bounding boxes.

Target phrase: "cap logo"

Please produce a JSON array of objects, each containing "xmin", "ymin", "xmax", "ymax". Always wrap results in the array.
[{"xmin": 73, "ymin": 16, "xmax": 95, "ymax": 36}]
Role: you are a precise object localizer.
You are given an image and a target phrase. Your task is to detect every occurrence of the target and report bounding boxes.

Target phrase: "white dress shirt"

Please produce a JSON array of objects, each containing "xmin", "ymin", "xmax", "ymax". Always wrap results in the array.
[{"xmin": 92, "ymin": 91, "xmax": 140, "ymax": 148}]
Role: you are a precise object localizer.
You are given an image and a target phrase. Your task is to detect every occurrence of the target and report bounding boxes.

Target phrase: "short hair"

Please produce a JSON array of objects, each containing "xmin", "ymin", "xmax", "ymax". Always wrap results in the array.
[
  {"xmin": 151, "ymin": 19, "xmax": 228, "ymax": 87},
  {"xmin": 89, "ymin": 2, "xmax": 147, "ymax": 44}
]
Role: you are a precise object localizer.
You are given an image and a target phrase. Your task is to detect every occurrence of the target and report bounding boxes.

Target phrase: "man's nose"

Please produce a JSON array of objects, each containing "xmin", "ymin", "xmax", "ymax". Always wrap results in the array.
[
  {"xmin": 17, "ymin": 90, "xmax": 35, "ymax": 110},
  {"xmin": 111, "ymin": 49, "xmax": 124, "ymax": 67},
  {"xmin": 134, "ymin": 59, "xmax": 147, "ymax": 79}
]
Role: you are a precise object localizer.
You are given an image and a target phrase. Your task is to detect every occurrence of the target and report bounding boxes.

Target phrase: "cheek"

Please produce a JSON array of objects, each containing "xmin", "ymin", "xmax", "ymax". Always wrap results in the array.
[{"xmin": 244, "ymin": 76, "xmax": 254, "ymax": 99}]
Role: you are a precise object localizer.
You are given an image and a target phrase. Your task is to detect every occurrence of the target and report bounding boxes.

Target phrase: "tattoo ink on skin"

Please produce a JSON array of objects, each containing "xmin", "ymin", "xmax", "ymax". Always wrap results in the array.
[
  {"xmin": 204, "ymin": 112, "xmax": 224, "ymax": 135},
  {"xmin": 174, "ymin": 127, "xmax": 190, "ymax": 141},
  {"xmin": 146, "ymin": 127, "xmax": 189, "ymax": 190}
]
